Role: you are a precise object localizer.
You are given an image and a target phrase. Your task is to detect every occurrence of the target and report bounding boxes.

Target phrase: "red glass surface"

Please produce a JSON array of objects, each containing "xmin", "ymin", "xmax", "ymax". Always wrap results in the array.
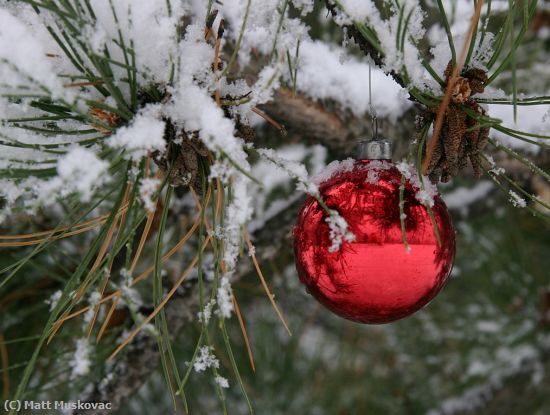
[{"xmin": 293, "ymin": 160, "xmax": 456, "ymax": 324}]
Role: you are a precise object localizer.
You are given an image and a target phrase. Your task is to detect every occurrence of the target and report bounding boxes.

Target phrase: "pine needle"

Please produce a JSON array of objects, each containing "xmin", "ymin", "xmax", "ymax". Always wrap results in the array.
[
  {"xmin": 48, "ymin": 212, "xmax": 205, "ymax": 343},
  {"xmin": 251, "ymin": 107, "xmax": 284, "ymax": 132},
  {"xmin": 108, "ymin": 237, "xmax": 211, "ymax": 361},
  {"xmin": 129, "ymin": 203, "xmax": 159, "ymax": 274},
  {"xmin": 0, "ymin": 213, "xmax": 110, "ymax": 240},
  {"xmin": 50, "ymin": 185, "xmax": 132, "ymax": 342},
  {"xmin": 87, "ymin": 188, "xmax": 133, "ymax": 338},
  {"xmin": 0, "ymin": 220, "xmax": 115, "ymax": 247},
  {"xmin": 86, "ymin": 271, "xmax": 111, "ymax": 339},
  {"xmin": 63, "ymin": 80, "xmax": 105, "ymax": 88},
  {"xmin": 0, "ymin": 203, "xmax": 129, "ymax": 246},
  {"xmin": 243, "ymin": 229, "xmax": 291, "ymax": 336},
  {"xmin": 190, "ymin": 187, "xmax": 271, "ymax": 361},
  {"xmin": 0, "ymin": 333, "xmax": 10, "ymax": 400},
  {"xmin": 96, "ymin": 293, "xmax": 121, "ymax": 342},
  {"xmin": 73, "ymin": 184, "xmax": 132, "ymax": 303},
  {"xmin": 232, "ymin": 293, "xmax": 256, "ymax": 372},
  {"xmin": 132, "ymin": 212, "xmax": 203, "ymax": 283}
]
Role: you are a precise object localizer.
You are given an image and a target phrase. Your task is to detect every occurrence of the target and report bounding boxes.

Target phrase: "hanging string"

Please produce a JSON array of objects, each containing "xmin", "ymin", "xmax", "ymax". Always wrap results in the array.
[{"xmin": 368, "ymin": 62, "xmax": 378, "ymax": 139}]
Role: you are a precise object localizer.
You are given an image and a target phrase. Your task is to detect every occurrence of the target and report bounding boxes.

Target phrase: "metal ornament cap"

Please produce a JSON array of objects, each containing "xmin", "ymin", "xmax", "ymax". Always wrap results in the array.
[{"xmin": 357, "ymin": 138, "xmax": 392, "ymax": 160}]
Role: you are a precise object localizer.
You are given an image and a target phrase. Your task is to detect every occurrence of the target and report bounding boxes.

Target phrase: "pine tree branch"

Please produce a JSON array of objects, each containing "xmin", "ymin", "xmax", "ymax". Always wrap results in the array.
[
  {"xmin": 258, "ymin": 87, "xmax": 418, "ymax": 158},
  {"xmin": 71, "ymin": 199, "xmax": 297, "ymax": 414},
  {"xmin": 323, "ymin": 1, "xmax": 407, "ymax": 90}
]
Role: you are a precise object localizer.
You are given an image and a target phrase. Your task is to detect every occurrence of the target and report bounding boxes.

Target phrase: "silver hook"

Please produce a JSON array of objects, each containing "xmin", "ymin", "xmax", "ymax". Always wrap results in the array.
[{"xmin": 357, "ymin": 61, "xmax": 391, "ymax": 160}]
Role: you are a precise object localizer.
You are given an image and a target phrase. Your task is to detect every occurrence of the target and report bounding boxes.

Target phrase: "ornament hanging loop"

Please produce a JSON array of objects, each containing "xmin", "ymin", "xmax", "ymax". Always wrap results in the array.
[
  {"xmin": 359, "ymin": 60, "xmax": 391, "ymax": 160},
  {"xmin": 368, "ymin": 62, "xmax": 379, "ymax": 140}
]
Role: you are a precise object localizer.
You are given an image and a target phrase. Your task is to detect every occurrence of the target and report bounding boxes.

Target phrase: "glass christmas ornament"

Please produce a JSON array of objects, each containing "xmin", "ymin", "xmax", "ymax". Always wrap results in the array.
[{"xmin": 293, "ymin": 139, "xmax": 456, "ymax": 324}]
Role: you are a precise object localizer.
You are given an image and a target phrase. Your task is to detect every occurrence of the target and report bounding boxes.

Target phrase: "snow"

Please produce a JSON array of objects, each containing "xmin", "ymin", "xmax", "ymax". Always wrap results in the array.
[
  {"xmin": 220, "ymin": 0, "xmax": 308, "ymax": 66},
  {"xmin": 83, "ymin": 292, "xmax": 102, "ymax": 324},
  {"xmin": 338, "ymin": 0, "xmax": 376, "ymax": 21},
  {"xmin": 333, "ymin": 0, "xmax": 428, "ymax": 89},
  {"xmin": 508, "ymin": 190, "xmax": 527, "ymax": 208},
  {"xmin": 249, "ymin": 64, "xmax": 283, "ymax": 107},
  {"xmin": 87, "ymin": 0, "xmax": 185, "ymax": 84},
  {"xmin": 0, "ymin": 9, "xmax": 70, "ymax": 99},
  {"xmin": 326, "ymin": 211, "xmax": 355, "ymax": 253},
  {"xmin": 223, "ymin": 174, "xmax": 252, "ymax": 273},
  {"xmin": 214, "ymin": 375, "xmax": 229, "ymax": 388},
  {"xmin": 193, "ymin": 346, "xmax": 220, "ymax": 372},
  {"xmin": 108, "ymin": 106, "xmax": 166, "ymax": 162},
  {"xmin": 396, "ymin": 161, "xmax": 439, "ymax": 208},
  {"xmin": 485, "ymin": 155, "xmax": 506, "ymax": 176},
  {"xmin": 443, "ymin": 181, "xmax": 493, "ymax": 215},
  {"xmin": 257, "ymin": 148, "xmax": 319, "ymax": 195},
  {"xmin": 46, "ymin": 290, "xmax": 63, "ymax": 312},
  {"xmin": 296, "ymin": 41, "xmax": 412, "ymax": 119},
  {"xmin": 39, "ymin": 147, "xmax": 110, "ymax": 204},
  {"xmin": 70, "ymin": 339, "xmax": 92, "ymax": 379},
  {"xmin": 198, "ymin": 299, "xmax": 216, "ymax": 324},
  {"xmin": 216, "ymin": 275, "xmax": 234, "ymax": 319},
  {"xmin": 139, "ymin": 178, "xmax": 161, "ymax": 213},
  {"xmin": 488, "ymin": 104, "xmax": 550, "ymax": 153},
  {"xmin": 291, "ymin": 0, "xmax": 314, "ymax": 15}
]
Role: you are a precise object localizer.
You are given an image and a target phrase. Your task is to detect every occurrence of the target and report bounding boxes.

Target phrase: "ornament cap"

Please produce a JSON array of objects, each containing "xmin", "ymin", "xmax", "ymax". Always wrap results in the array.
[{"xmin": 357, "ymin": 139, "xmax": 392, "ymax": 160}]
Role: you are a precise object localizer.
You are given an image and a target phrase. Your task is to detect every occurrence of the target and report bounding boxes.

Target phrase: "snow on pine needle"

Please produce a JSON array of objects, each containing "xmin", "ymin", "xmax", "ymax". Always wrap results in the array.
[
  {"xmin": 193, "ymin": 346, "xmax": 220, "ymax": 373},
  {"xmin": 0, "ymin": 0, "xmax": 297, "ymax": 216},
  {"xmin": 257, "ymin": 148, "xmax": 319, "ymax": 195},
  {"xmin": 0, "ymin": 0, "xmax": 316, "ymax": 403},
  {"xmin": 70, "ymin": 338, "xmax": 92, "ymax": 379}
]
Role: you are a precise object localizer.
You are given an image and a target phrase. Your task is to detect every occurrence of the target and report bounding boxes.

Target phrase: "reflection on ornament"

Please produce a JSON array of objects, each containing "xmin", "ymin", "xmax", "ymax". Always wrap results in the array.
[{"xmin": 294, "ymin": 157, "xmax": 455, "ymax": 324}]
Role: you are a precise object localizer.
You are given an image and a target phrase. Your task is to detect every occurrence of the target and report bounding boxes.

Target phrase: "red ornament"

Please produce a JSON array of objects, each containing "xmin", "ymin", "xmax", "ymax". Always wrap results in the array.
[{"xmin": 293, "ymin": 159, "xmax": 455, "ymax": 324}]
